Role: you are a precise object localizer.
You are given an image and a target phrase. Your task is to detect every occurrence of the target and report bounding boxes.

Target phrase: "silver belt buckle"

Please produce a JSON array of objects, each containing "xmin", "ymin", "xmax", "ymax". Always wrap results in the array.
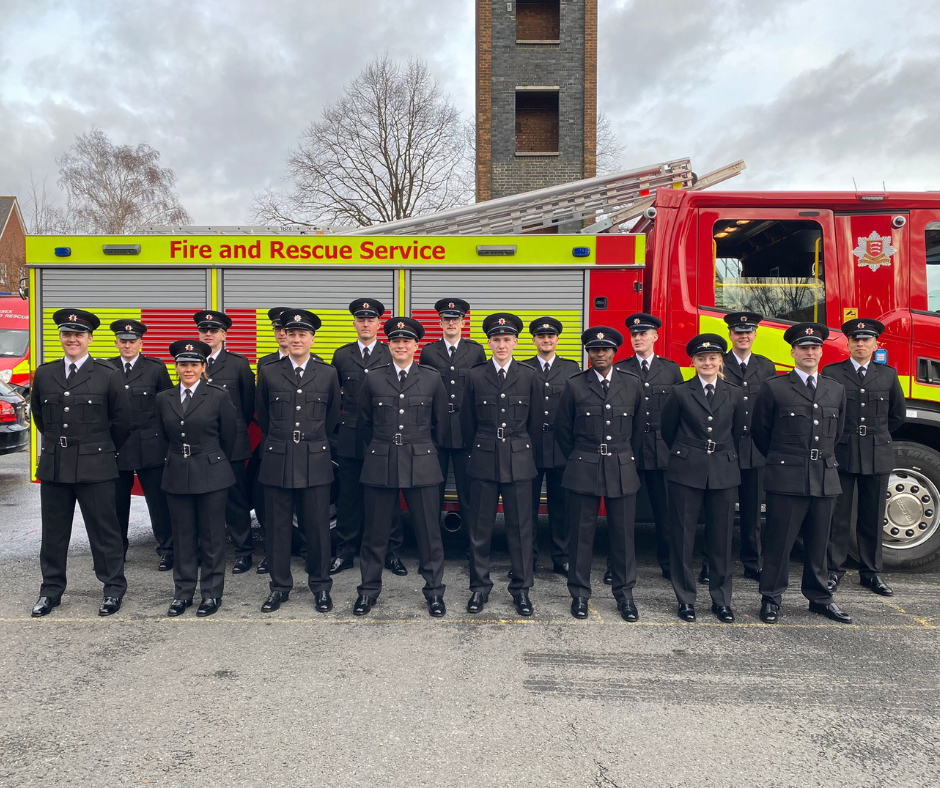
[
  {"xmin": 293, "ymin": 430, "xmax": 301, "ymax": 444},
  {"xmin": 393, "ymin": 433, "xmax": 403, "ymax": 445},
  {"xmin": 448, "ymin": 403, "xmax": 455, "ymax": 413},
  {"xmin": 59, "ymin": 436, "xmax": 68, "ymax": 448},
  {"xmin": 858, "ymin": 425, "xmax": 867, "ymax": 436},
  {"xmin": 706, "ymin": 440, "xmax": 716, "ymax": 454},
  {"xmin": 497, "ymin": 427, "xmax": 505, "ymax": 439},
  {"xmin": 810, "ymin": 448, "xmax": 820, "ymax": 461},
  {"xmin": 542, "ymin": 424, "xmax": 550, "ymax": 432},
  {"xmin": 599, "ymin": 443, "xmax": 610, "ymax": 455},
  {"xmin": 182, "ymin": 443, "xmax": 191, "ymax": 458}
]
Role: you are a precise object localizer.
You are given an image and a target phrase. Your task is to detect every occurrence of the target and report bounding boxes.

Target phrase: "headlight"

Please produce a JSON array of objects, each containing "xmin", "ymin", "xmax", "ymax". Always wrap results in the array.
[{"xmin": 0, "ymin": 370, "xmax": 11, "ymax": 384}]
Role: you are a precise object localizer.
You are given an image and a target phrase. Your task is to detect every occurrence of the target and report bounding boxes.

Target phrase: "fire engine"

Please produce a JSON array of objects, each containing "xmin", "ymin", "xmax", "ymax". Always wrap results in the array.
[{"xmin": 24, "ymin": 158, "xmax": 940, "ymax": 571}]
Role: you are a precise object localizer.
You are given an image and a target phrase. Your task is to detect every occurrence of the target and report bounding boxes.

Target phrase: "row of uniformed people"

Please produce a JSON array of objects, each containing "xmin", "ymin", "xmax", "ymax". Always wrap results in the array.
[{"xmin": 29, "ymin": 303, "xmax": 904, "ymax": 622}]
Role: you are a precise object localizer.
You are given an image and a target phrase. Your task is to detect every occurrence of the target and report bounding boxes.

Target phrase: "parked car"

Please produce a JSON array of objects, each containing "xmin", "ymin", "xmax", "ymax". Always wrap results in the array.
[{"xmin": 0, "ymin": 379, "xmax": 28, "ymax": 454}]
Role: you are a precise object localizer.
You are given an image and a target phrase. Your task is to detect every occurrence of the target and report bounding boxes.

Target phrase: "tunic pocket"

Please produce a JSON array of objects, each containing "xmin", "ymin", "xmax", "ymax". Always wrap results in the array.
[{"xmin": 372, "ymin": 397, "xmax": 394, "ymax": 426}]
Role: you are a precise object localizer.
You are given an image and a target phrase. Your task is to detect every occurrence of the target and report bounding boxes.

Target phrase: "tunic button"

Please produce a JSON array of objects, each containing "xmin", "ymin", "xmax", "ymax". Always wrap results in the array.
[
  {"xmin": 400, "ymin": 394, "xmax": 405, "ymax": 399},
  {"xmin": 743, "ymin": 381, "xmax": 748, "ymax": 387},
  {"xmin": 501, "ymin": 409, "xmax": 506, "ymax": 413},
  {"xmin": 297, "ymin": 389, "xmax": 302, "ymax": 394},
  {"xmin": 450, "ymin": 366, "xmax": 455, "ymax": 371},
  {"xmin": 450, "ymin": 394, "xmax": 456, "ymax": 399},
  {"xmin": 644, "ymin": 396, "xmax": 650, "ymax": 401},
  {"xmin": 644, "ymin": 382, "xmax": 650, "ymax": 388},
  {"xmin": 743, "ymin": 396, "xmax": 748, "ymax": 401},
  {"xmin": 813, "ymin": 404, "xmax": 818, "ymax": 409},
  {"xmin": 790, "ymin": 412, "xmax": 795, "ymax": 416},
  {"xmin": 180, "ymin": 421, "xmax": 185, "ymax": 425},
  {"xmin": 606, "ymin": 420, "xmax": 611, "ymax": 425},
  {"xmin": 813, "ymin": 420, "xmax": 818, "ymax": 425},
  {"xmin": 63, "ymin": 423, "xmax": 68, "ymax": 428},
  {"xmin": 861, "ymin": 403, "xmax": 866, "ymax": 407},
  {"xmin": 64, "ymin": 407, "xmax": 69, "ymax": 412},
  {"xmin": 814, "ymin": 436, "xmax": 819, "ymax": 441},
  {"xmin": 706, "ymin": 427, "xmax": 713, "ymax": 433},
  {"xmin": 295, "ymin": 422, "xmax": 300, "ymax": 427},
  {"xmin": 64, "ymin": 392, "xmax": 69, "ymax": 396},
  {"xmin": 606, "ymin": 404, "xmax": 611, "ymax": 409},
  {"xmin": 500, "ymin": 393, "xmax": 506, "ymax": 399},
  {"xmin": 860, "ymin": 388, "xmax": 865, "ymax": 393},
  {"xmin": 645, "ymin": 411, "xmax": 650, "ymax": 416},
  {"xmin": 586, "ymin": 412, "xmax": 591, "ymax": 416},
  {"xmin": 606, "ymin": 435, "xmax": 612, "ymax": 440},
  {"xmin": 545, "ymin": 411, "xmax": 549, "ymax": 415},
  {"xmin": 296, "ymin": 405, "xmax": 301, "ymax": 410},
  {"xmin": 707, "ymin": 416, "xmax": 713, "ymax": 421},
  {"xmin": 124, "ymin": 385, "xmax": 129, "ymax": 389},
  {"xmin": 364, "ymin": 369, "xmax": 369, "ymax": 373},
  {"xmin": 451, "ymin": 380, "xmax": 456, "ymax": 384},
  {"xmin": 399, "ymin": 409, "xmax": 405, "ymax": 414},
  {"xmin": 399, "ymin": 425, "xmax": 404, "ymax": 429},
  {"xmin": 860, "ymin": 417, "xmax": 866, "ymax": 422},
  {"xmin": 181, "ymin": 433, "xmax": 186, "ymax": 437},
  {"xmin": 545, "ymin": 382, "xmax": 550, "ymax": 387},
  {"xmin": 501, "ymin": 423, "xmax": 507, "ymax": 427}
]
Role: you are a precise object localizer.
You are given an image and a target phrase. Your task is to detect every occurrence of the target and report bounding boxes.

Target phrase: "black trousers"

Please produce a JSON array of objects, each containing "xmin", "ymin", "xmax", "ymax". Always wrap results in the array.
[
  {"xmin": 358, "ymin": 485, "xmax": 444, "ymax": 600},
  {"xmin": 829, "ymin": 470, "xmax": 888, "ymax": 580},
  {"xmin": 760, "ymin": 492, "xmax": 835, "ymax": 606},
  {"xmin": 115, "ymin": 466, "xmax": 173, "ymax": 558},
  {"xmin": 738, "ymin": 467, "xmax": 763, "ymax": 572},
  {"xmin": 265, "ymin": 484, "xmax": 332, "ymax": 594},
  {"xmin": 640, "ymin": 469, "xmax": 671, "ymax": 572},
  {"xmin": 566, "ymin": 491, "xmax": 637, "ymax": 602},
  {"xmin": 225, "ymin": 460, "xmax": 254, "ymax": 557},
  {"xmin": 335, "ymin": 456, "xmax": 402, "ymax": 561},
  {"xmin": 438, "ymin": 446, "xmax": 471, "ymax": 519},
  {"xmin": 166, "ymin": 489, "xmax": 227, "ymax": 600},
  {"xmin": 667, "ymin": 481, "xmax": 735, "ymax": 607},
  {"xmin": 531, "ymin": 466, "xmax": 568, "ymax": 565},
  {"xmin": 39, "ymin": 480, "xmax": 127, "ymax": 598},
  {"xmin": 466, "ymin": 478, "xmax": 534, "ymax": 595}
]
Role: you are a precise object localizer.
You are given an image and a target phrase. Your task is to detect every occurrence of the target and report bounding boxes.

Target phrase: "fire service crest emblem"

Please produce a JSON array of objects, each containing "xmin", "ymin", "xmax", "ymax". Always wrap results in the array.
[{"xmin": 853, "ymin": 231, "xmax": 896, "ymax": 272}]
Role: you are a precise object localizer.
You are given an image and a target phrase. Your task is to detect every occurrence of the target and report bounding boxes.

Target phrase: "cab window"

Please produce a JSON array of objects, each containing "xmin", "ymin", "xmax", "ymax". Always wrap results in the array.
[
  {"xmin": 925, "ymin": 226, "xmax": 940, "ymax": 312},
  {"xmin": 713, "ymin": 219, "xmax": 825, "ymax": 323}
]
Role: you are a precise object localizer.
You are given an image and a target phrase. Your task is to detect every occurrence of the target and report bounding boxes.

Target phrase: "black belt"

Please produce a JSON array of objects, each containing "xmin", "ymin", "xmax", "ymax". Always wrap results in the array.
[
  {"xmin": 169, "ymin": 442, "xmax": 221, "ymax": 458},
  {"xmin": 574, "ymin": 441, "xmax": 631, "ymax": 456},
  {"xmin": 374, "ymin": 433, "xmax": 433, "ymax": 446},
  {"xmin": 642, "ymin": 424, "xmax": 660, "ymax": 433},
  {"xmin": 541, "ymin": 423, "xmax": 554, "ymax": 433},
  {"xmin": 51, "ymin": 431, "xmax": 112, "ymax": 449},
  {"xmin": 856, "ymin": 425, "xmax": 885, "ymax": 436},
  {"xmin": 676, "ymin": 436, "xmax": 729, "ymax": 455},
  {"xmin": 477, "ymin": 427, "xmax": 524, "ymax": 441},
  {"xmin": 773, "ymin": 447, "xmax": 833, "ymax": 462},
  {"xmin": 270, "ymin": 431, "xmax": 329, "ymax": 445}
]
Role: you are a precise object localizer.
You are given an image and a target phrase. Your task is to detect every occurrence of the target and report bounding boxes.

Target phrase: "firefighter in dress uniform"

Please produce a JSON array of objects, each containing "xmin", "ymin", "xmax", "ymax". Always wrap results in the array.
[
  {"xmin": 194, "ymin": 310, "xmax": 256, "ymax": 574},
  {"xmin": 417, "ymin": 298, "xmax": 486, "ymax": 536},
  {"xmin": 521, "ymin": 316, "xmax": 580, "ymax": 576},
  {"xmin": 330, "ymin": 298, "xmax": 407, "ymax": 577},
  {"xmin": 30, "ymin": 309, "xmax": 132, "ymax": 618},
  {"xmin": 825, "ymin": 318, "xmax": 906, "ymax": 597},
  {"xmin": 661, "ymin": 334, "xmax": 745, "ymax": 623},
  {"xmin": 460, "ymin": 313, "xmax": 542, "ymax": 617},
  {"xmin": 107, "ymin": 319, "xmax": 174, "ymax": 570},
  {"xmin": 255, "ymin": 310, "xmax": 340, "ymax": 614},
  {"xmin": 156, "ymin": 340, "xmax": 238, "ymax": 617},
  {"xmin": 751, "ymin": 322, "xmax": 852, "ymax": 624},
  {"xmin": 615, "ymin": 313, "xmax": 683, "ymax": 581},
  {"xmin": 352, "ymin": 317, "xmax": 448, "ymax": 617},
  {"xmin": 554, "ymin": 327, "xmax": 643, "ymax": 622}
]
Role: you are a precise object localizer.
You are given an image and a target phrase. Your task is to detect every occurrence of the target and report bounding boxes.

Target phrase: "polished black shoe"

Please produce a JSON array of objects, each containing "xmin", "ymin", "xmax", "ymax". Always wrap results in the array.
[
  {"xmin": 743, "ymin": 567, "xmax": 761, "ymax": 581},
  {"xmin": 427, "ymin": 596, "xmax": 446, "ymax": 617},
  {"xmin": 353, "ymin": 594, "xmax": 376, "ymax": 616},
  {"xmin": 158, "ymin": 554, "xmax": 174, "ymax": 572},
  {"xmin": 466, "ymin": 592, "xmax": 488, "ymax": 614},
  {"xmin": 677, "ymin": 603, "xmax": 696, "ymax": 622},
  {"xmin": 98, "ymin": 597, "xmax": 122, "ymax": 617},
  {"xmin": 261, "ymin": 590, "xmax": 289, "ymax": 612},
  {"xmin": 314, "ymin": 591, "xmax": 333, "ymax": 613},
  {"xmin": 167, "ymin": 598, "xmax": 192, "ymax": 617},
  {"xmin": 759, "ymin": 599, "xmax": 779, "ymax": 624},
  {"xmin": 197, "ymin": 598, "xmax": 221, "ymax": 617},
  {"xmin": 661, "ymin": 569, "xmax": 672, "ymax": 581},
  {"xmin": 552, "ymin": 561, "xmax": 569, "ymax": 577},
  {"xmin": 809, "ymin": 601, "xmax": 852, "ymax": 624},
  {"xmin": 603, "ymin": 568, "xmax": 613, "ymax": 585},
  {"xmin": 385, "ymin": 556, "xmax": 408, "ymax": 576},
  {"xmin": 711, "ymin": 603, "xmax": 735, "ymax": 623},
  {"xmin": 618, "ymin": 597, "xmax": 639, "ymax": 623},
  {"xmin": 256, "ymin": 556, "xmax": 269, "ymax": 575},
  {"xmin": 827, "ymin": 572, "xmax": 840, "ymax": 593},
  {"xmin": 513, "ymin": 592, "xmax": 534, "ymax": 617},
  {"xmin": 329, "ymin": 556, "xmax": 354, "ymax": 575},
  {"xmin": 571, "ymin": 596, "xmax": 589, "ymax": 619},
  {"xmin": 860, "ymin": 575, "xmax": 893, "ymax": 596},
  {"xmin": 232, "ymin": 555, "xmax": 253, "ymax": 574},
  {"xmin": 31, "ymin": 595, "xmax": 61, "ymax": 618},
  {"xmin": 698, "ymin": 564, "xmax": 710, "ymax": 585}
]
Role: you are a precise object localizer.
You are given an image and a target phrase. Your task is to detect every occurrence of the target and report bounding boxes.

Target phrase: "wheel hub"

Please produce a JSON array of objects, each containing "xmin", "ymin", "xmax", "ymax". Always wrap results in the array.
[{"xmin": 884, "ymin": 470, "xmax": 940, "ymax": 550}]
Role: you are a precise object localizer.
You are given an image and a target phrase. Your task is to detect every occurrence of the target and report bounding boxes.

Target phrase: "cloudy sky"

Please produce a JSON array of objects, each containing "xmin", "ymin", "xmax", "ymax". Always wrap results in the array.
[{"xmin": 1, "ymin": 0, "xmax": 938, "ymax": 227}]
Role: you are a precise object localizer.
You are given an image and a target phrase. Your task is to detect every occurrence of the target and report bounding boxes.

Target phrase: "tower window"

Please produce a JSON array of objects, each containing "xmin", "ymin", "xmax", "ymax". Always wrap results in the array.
[
  {"xmin": 515, "ymin": 90, "xmax": 559, "ymax": 154},
  {"xmin": 516, "ymin": 1, "xmax": 561, "ymax": 42}
]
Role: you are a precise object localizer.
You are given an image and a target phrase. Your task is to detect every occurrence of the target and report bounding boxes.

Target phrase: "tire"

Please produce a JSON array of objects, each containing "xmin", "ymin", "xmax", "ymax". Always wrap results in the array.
[{"xmin": 866, "ymin": 441, "xmax": 940, "ymax": 572}]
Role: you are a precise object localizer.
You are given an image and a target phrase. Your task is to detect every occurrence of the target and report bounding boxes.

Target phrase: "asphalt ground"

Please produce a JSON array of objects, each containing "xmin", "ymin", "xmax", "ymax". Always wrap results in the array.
[{"xmin": 1, "ymin": 448, "xmax": 939, "ymax": 787}]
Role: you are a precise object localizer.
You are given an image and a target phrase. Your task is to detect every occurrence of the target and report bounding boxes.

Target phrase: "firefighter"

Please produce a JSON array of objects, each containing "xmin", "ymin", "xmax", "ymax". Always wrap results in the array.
[
  {"xmin": 460, "ymin": 312, "xmax": 541, "ymax": 617},
  {"xmin": 106, "ymin": 318, "xmax": 174, "ymax": 570},
  {"xmin": 825, "ymin": 318, "xmax": 906, "ymax": 596},
  {"xmin": 194, "ymin": 310, "xmax": 256, "ymax": 574},
  {"xmin": 256, "ymin": 310, "xmax": 340, "ymax": 613},
  {"xmin": 352, "ymin": 317, "xmax": 448, "ymax": 617},
  {"xmin": 554, "ymin": 327, "xmax": 643, "ymax": 622},
  {"xmin": 330, "ymin": 298, "xmax": 406, "ymax": 576},
  {"xmin": 30, "ymin": 309, "xmax": 132, "ymax": 618},
  {"xmin": 520, "ymin": 316, "xmax": 580, "ymax": 575},
  {"xmin": 615, "ymin": 313, "xmax": 683, "ymax": 581},
  {"xmin": 751, "ymin": 323, "xmax": 851, "ymax": 624},
  {"xmin": 661, "ymin": 334, "xmax": 745, "ymax": 623},
  {"xmin": 156, "ymin": 340, "xmax": 238, "ymax": 617},
  {"xmin": 417, "ymin": 298, "xmax": 486, "ymax": 534}
]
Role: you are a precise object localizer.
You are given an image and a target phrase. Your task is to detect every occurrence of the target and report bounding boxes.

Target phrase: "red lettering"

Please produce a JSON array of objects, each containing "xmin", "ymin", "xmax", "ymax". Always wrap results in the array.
[
  {"xmin": 433, "ymin": 245, "xmax": 445, "ymax": 260},
  {"xmin": 286, "ymin": 244, "xmax": 299, "ymax": 259},
  {"xmin": 299, "ymin": 245, "xmax": 311, "ymax": 260},
  {"xmin": 271, "ymin": 241, "xmax": 285, "ymax": 259},
  {"xmin": 170, "ymin": 241, "xmax": 182, "ymax": 258},
  {"xmin": 340, "ymin": 245, "xmax": 352, "ymax": 259},
  {"xmin": 420, "ymin": 246, "xmax": 431, "ymax": 259},
  {"xmin": 375, "ymin": 245, "xmax": 388, "ymax": 260},
  {"xmin": 199, "ymin": 245, "xmax": 211, "ymax": 259},
  {"xmin": 325, "ymin": 245, "xmax": 339, "ymax": 260}
]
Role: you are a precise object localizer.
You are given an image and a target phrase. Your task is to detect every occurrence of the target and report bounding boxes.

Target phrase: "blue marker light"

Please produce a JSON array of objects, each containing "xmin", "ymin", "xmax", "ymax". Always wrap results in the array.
[
  {"xmin": 572, "ymin": 247, "xmax": 590, "ymax": 258},
  {"xmin": 54, "ymin": 247, "xmax": 71, "ymax": 257}
]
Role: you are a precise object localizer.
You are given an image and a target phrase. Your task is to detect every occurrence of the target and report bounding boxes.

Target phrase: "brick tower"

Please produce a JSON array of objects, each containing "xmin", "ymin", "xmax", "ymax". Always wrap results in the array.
[{"xmin": 475, "ymin": 0, "xmax": 597, "ymax": 211}]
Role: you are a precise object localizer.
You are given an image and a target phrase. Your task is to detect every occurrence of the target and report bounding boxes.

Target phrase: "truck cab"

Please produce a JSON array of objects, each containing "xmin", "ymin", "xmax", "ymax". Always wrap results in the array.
[{"xmin": 0, "ymin": 294, "xmax": 29, "ymax": 394}]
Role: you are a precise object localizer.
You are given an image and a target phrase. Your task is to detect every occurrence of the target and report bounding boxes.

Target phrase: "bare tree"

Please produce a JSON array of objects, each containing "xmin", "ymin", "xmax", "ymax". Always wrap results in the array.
[
  {"xmin": 57, "ymin": 128, "xmax": 191, "ymax": 233},
  {"xmin": 596, "ymin": 111, "xmax": 627, "ymax": 176},
  {"xmin": 23, "ymin": 173, "xmax": 74, "ymax": 234},
  {"xmin": 253, "ymin": 55, "xmax": 470, "ymax": 228}
]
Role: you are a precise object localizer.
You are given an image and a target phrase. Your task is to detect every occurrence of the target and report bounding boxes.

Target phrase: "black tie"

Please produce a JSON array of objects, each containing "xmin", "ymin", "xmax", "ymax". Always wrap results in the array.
[
  {"xmin": 858, "ymin": 366, "xmax": 866, "ymax": 383},
  {"xmin": 740, "ymin": 361, "xmax": 747, "ymax": 377},
  {"xmin": 295, "ymin": 366, "xmax": 303, "ymax": 384},
  {"xmin": 449, "ymin": 345, "xmax": 456, "ymax": 361},
  {"xmin": 399, "ymin": 368, "xmax": 407, "ymax": 387},
  {"xmin": 182, "ymin": 388, "xmax": 192, "ymax": 412},
  {"xmin": 640, "ymin": 359, "xmax": 649, "ymax": 379},
  {"xmin": 806, "ymin": 376, "xmax": 816, "ymax": 394},
  {"xmin": 705, "ymin": 383, "xmax": 715, "ymax": 405},
  {"xmin": 363, "ymin": 347, "xmax": 370, "ymax": 362},
  {"xmin": 124, "ymin": 362, "xmax": 132, "ymax": 376},
  {"xmin": 67, "ymin": 362, "xmax": 77, "ymax": 381},
  {"xmin": 601, "ymin": 379, "xmax": 609, "ymax": 396},
  {"xmin": 498, "ymin": 368, "xmax": 506, "ymax": 387},
  {"xmin": 543, "ymin": 362, "xmax": 551, "ymax": 378}
]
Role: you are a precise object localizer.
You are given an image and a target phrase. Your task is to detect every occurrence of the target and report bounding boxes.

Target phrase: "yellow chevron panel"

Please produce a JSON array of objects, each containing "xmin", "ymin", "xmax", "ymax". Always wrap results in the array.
[
  {"xmin": 698, "ymin": 313, "xmax": 794, "ymax": 372},
  {"xmin": 467, "ymin": 311, "xmax": 583, "ymax": 364},
  {"xmin": 40, "ymin": 308, "xmax": 142, "ymax": 363}
]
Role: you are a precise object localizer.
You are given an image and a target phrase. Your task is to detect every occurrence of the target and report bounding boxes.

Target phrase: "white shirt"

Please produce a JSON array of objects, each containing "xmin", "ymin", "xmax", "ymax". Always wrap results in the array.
[
  {"xmin": 181, "ymin": 379, "xmax": 201, "ymax": 402},
  {"xmin": 850, "ymin": 358, "xmax": 871, "ymax": 374},
  {"xmin": 120, "ymin": 354, "xmax": 140, "ymax": 371},
  {"xmin": 594, "ymin": 368, "xmax": 613, "ymax": 384},
  {"xmin": 731, "ymin": 351, "xmax": 752, "ymax": 367},
  {"xmin": 393, "ymin": 362, "xmax": 414, "ymax": 377},
  {"xmin": 445, "ymin": 339, "xmax": 461, "ymax": 353},
  {"xmin": 358, "ymin": 339, "xmax": 377, "ymax": 357},
  {"xmin": 492, "ymin": 358, "xmax": 513, "ymax": 374},
  {"xmin": 539, "ymin": 355, "xmax": 556, "ymax": 373},
  {"xmin": 64, "ymin": 355, "xmax": 90, "ymax": 374},
  {"xmin": 793, "ymin": 368, "xmax": 817, "ymax": 387},
  {"xmin": 291, "ymin": 357, "xmax": 310, "ymax": 375},
  {"xmin": 208, "ymin": 348, "xmax": 222, "ymax": 363},
  {"xmin": 698, "ymin": 376, "xmax": 718, "ymax": 392},
  {"xmin": 635, "ymin": 353, "xmax": 656, "ymax": 367}
]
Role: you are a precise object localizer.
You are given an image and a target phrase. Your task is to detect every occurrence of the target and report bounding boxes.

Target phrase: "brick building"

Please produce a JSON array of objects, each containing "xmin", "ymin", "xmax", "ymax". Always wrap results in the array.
[
  {"xmin": 475, "ymin": 0, "xmax": 597, "ymax": 220},
  {"xmin": 0, "ymin": 198, "xmax": 26, "ymax": 294}
]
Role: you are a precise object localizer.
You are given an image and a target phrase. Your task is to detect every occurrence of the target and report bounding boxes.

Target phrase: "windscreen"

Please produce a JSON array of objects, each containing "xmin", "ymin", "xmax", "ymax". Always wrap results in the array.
[{"xmin": 0, "ymin": 329, "xmax": 28, "ymax": 357}]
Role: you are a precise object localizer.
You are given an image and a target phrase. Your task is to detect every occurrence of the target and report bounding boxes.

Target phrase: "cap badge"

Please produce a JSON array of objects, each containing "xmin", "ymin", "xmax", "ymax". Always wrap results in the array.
[
  {"xmin": 703, "ymin": 342, "xmax": 711, "ymax": 348},
  {"xmin": 542, "ymin": 323, "xmax": 550, "ymax": 330},
  {"xmin": 597, "ymin": 332, "xmax": 605, "ymax": 340},
  {"xmin": 498, "ymin": 318, "xmax": 506, "ymax": 325},
  {"xmin": 804, "ymin": 328, "xmax": 815, "ymax": 335},
  {"xmin": 740, "ymin": 316, "xmax": 747, "ymax": 322},
  {"xmin": 633, "ymin": 318, "xmax": 641, "ymax": 325},
  {"xmin": 185, "ymin": 344, "xmax": 193, "ymax": 351},
  {"xmin": 125, "ymin": 324, "xmax": 133, "ymax": 332},
  {"xmin": 397, "ymin": 321, "xmax": 405, "ymax": 329},
  {"xmin": 858, "ymin": 322, "xmax": 866, "ymax": 329},
  {"xmin": 69, "ymin": 314, "xmax": 78, "ymax": 322},
  {"xmin": 294, "ymin": 314, "xmax": 302, "ymax": 322},
  {"xmin": 448, "ymin": 302, "xmax": 455, "ymax": 309},
  {"xmin": 362, "ymin": 302, "xmax": 369, "ymax": 309}
]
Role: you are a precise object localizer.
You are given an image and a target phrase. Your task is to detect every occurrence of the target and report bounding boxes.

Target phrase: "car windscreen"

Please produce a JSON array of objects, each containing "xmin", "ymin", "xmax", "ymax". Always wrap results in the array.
[{"xmin": 0, "ymin": 329, "xmax": 28, "ymax": 357}]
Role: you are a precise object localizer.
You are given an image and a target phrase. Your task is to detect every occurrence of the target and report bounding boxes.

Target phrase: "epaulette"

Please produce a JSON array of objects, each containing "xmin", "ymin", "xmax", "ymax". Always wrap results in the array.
[
  {"xmin": 614, "ymin": 366, "xmax": 640, "ymax": 379},
  {"xmin": 205, "ymin": 381, "xmax": 227, "ymax": 391},
  {"xmin": 38, "ymin": 359, "xmax": 58, "ymax": 367},
  {"xmin": 223, "ymin": 349, "xmax": 249, "ymax": 360},
  {"xmin": 94, "ymin": 358, "xmax": 120, "ymax": 371},
  {"xmin": 463, "ymin": 337, "xmax": 481, "ymax": 344},
  {"xmin": 140, "ymin": 354, "xmax": 167, "ymax": 366},
  {"xmin": 336, "ymin": 341, "xmax": 358, "ymax": 351},
  {"xmin": 470, "ymin": 360, "xmax": 491, "ymax": 369}
]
